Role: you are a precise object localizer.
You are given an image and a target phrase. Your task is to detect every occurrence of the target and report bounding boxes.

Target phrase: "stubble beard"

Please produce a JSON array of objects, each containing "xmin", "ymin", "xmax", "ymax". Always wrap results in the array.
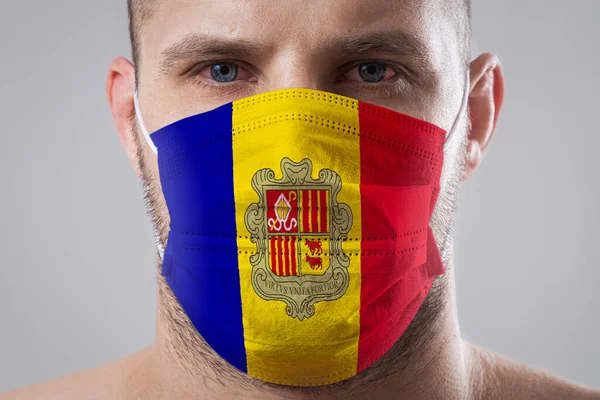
[{"xmin": 133, "ymin": 115, "xmax": 468, "ymax": 394}]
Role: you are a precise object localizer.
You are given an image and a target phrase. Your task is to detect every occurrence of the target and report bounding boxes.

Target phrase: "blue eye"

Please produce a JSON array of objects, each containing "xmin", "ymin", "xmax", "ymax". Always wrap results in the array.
[
  {"xmin": 209, "ymin": 63, "xmax": 238, "ymax": 82},
  {"xmin": 342, "ymin": 62, "xmax": 397, "ymax": 84},
  {"xmin": 358, "ymin": 62, "xmax": 388, "ymax": 83}
]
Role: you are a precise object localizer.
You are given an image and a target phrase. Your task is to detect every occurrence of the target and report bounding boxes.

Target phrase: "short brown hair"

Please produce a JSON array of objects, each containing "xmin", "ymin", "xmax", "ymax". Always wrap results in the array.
[
  {"xmin": 127, "ymin": 0, "xmax": 472, "ymax": 83},
  {"xmin": 127, "ymin": 0, "xmax": 157, "ymax": 78}
]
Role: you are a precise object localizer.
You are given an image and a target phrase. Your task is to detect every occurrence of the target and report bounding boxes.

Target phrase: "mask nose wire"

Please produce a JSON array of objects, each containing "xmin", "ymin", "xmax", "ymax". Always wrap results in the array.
[{"xmin": 135, "ymin": 71, "xmax": 469, "ymax": 155}]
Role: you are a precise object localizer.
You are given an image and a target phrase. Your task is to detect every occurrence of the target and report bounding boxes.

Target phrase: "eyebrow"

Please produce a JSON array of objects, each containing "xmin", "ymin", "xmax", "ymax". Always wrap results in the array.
[
  {"xmin": 322, "ymin": 30, "xmax": 437, "ymax": 75},
  {"xmin": 158, "ymin": 33, "xmax": 270, "ymax": 75},
  {"xmin": 158, "ymin": 29, "xmax": 435, "ymax": 76},
  {"xmin": 322, "ymin": 30, "xmax": 432, "ymax": 61}
]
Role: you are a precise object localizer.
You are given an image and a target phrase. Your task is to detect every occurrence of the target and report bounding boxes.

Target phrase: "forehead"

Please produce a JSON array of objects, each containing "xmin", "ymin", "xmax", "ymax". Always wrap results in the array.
[{"xmin": 141, "ymin": 0, "xmax": 458, "ymax": 71}]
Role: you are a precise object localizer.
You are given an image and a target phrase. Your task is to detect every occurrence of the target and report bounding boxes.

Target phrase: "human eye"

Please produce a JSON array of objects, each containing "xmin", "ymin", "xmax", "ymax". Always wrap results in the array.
[
  {"xmin": 341, "ymin": 61, "xmax": 399, "ymax": 83},
  {"xmin": 192, "ymin": 61, "xmax": 254, "ymax": 87},
  {"xmin": 334, "ymin": 60, "xmax": 415, "ymax": 99}
]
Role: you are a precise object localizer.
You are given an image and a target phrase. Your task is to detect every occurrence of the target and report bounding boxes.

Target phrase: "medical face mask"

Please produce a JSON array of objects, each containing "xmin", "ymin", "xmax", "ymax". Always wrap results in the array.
[{"xmin": 133, "ymin": 80, "xmax": 468, "ymax": 386}]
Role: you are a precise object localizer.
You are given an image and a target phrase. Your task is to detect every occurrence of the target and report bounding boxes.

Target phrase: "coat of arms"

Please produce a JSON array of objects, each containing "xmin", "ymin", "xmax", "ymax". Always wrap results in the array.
[{"xmin": 244, "ymin": 158, "xmax": 353, "ymax": 320}]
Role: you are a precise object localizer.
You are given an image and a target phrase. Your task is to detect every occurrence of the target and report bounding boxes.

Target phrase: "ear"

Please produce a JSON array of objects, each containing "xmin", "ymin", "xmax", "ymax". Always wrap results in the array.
[
  {"xmin": 106, "ymin": 57, "xmax": 142, "ymax": 178},
  {"xmin": 461, "ymin": 52, "xmax": 505, "ymax": 181}
]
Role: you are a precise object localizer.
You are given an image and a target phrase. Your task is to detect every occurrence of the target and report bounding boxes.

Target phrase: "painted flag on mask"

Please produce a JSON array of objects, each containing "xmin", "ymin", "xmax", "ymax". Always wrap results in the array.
[{"xmin": 150, "ymin": 89, "xmax": 446, "ymax": 386}]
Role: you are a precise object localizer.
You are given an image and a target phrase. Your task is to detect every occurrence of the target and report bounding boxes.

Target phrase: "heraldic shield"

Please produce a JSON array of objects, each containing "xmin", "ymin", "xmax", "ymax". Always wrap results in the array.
[{"xmin": 244, "ymin": 158, "xmax": 353, "ymax": 321}]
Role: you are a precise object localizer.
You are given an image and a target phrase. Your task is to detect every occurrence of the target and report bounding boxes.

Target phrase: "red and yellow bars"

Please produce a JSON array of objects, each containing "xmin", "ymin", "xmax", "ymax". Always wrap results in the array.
[
  {"xmin": 300, "ymin": 189, "xmax": 329, "ymax": 233},
  {"xmin": 269, "ymin": 236, "xmax": 298, "ymax": 277}
]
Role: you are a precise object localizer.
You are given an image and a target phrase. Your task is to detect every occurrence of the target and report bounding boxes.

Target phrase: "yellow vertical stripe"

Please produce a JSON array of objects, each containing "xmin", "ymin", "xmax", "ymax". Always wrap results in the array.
[
  {"xmin": 299, "ymin": 190, "xmax": 303, "ymax": 233},
  {"xmin": 285, "ymin": 236, "xmax": 290, "ymax": 277},
  {"xmin": 298, "ymin": 190, "xmax": 306, "ymax": 232},
  {"xmin": 233, "ymin": 89, "xmax": 362, "ymax": 386},
  {"xmin": 275, "ymin": 238, "xmax": 278, "ymax": 274},
  {"xmin": 325, "ymin": 190, "xmax": 329, "ymax": 233},
  {"xmin": 316, "ymin": 190, "xmax": 321, "ymax": 233}
]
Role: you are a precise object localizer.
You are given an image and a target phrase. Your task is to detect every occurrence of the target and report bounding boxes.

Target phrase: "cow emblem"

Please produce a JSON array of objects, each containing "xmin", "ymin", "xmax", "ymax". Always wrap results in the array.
[{"xmin": 244, "ymin": 157, "xmax": 353, "ymax": 320}]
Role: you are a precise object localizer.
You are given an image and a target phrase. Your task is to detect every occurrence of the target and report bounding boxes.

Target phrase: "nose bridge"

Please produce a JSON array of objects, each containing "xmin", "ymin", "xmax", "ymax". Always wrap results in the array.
[{"xmin": 263, "ymin": 49, "xmax": 329, "ymax": 92}]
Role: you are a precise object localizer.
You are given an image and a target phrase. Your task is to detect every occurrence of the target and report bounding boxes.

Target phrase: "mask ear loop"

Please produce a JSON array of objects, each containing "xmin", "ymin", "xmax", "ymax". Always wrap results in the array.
[
  {"xmin": 443, "ymin": 71, "xmax": 471, "ymax": 151},
  {"xmin": 133, "ymin": 87, "xmax": 165, "ymax": 260},
  {"xmin": 133, "ymin": 88, "xmax": 158, "ymax": 155},
  {"xmin": 439, "ymin": 71, "xmax": 471, "ymax": 262}
]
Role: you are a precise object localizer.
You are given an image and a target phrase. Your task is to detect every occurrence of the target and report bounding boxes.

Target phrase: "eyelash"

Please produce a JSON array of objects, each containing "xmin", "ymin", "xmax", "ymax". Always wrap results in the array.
[{"xmin": 188, "ymin": 59, "xmax": 409, "ymax": 90}]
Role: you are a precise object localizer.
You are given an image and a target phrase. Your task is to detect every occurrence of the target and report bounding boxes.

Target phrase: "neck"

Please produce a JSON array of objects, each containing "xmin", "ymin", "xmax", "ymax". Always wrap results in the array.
[{"xmin": 144, "ymin": 256, "xmax": 477, "ymax": 400}]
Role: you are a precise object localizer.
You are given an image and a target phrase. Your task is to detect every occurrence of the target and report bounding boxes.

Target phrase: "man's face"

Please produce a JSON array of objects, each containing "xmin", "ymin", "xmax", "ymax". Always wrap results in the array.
[
  {"xmin": 106, "ymin": 0, "xmax": 483, "ymax": 386},
  {"xmin": 136, "ymin": 0, "xmax": 466, "ymax": 159},
  {"xmin": 134, "ymin": 0, "xmax": 469, "ymax": 244}
]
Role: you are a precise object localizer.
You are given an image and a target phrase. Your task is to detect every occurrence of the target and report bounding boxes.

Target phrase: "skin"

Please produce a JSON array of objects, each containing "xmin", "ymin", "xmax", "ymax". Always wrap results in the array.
[{"xmin": 3, "ymin": 0, "xmax": 599, "ymax": 399}]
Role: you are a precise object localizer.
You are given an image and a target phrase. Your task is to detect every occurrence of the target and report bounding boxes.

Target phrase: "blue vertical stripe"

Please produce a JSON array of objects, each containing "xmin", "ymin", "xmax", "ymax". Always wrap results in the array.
[{"xmin": 151, "ymin": 103, "xmax": 247, "ymax": 372}]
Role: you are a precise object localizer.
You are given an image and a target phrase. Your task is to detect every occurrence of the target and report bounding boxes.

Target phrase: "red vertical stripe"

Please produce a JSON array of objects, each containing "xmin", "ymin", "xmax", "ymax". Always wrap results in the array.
[
  {"xmin": 319, "ymin": 190, "xmax": 328, "ymax": 233},
  {"xmin": 277, "ymin": 236, "xmax": 284, "ymax": 276},
  {"xmin": 284, "ymin": 237, "xmax": 291, "ymax": 276},
  {"xmin": 357, "ymin": 101, "xmax": 446, "ymax": 373},
  {"xmin": 301, "ymin": 190, "xmax": 310, "ymax": 233},
  {"xmin": 311, "ymin": 190, "xmax": 319, "ymax": 233},
  {"xmin": 291, "ymin": 236, "xmax": 297, "ymax": 276},
  {"xmin": 270, "ymin": 237, "xmax": 277, "ymax": 274}
]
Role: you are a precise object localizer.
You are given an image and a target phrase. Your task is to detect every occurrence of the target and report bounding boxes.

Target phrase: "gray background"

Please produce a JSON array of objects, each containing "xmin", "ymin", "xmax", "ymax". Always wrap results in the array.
[{"xmin": 0, "ymin": 0, "xmax": 598, "ymax": 393}]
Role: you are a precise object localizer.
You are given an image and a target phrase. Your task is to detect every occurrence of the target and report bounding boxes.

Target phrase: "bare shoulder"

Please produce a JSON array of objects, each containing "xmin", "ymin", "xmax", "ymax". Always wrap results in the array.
[
  {"xmin": 468, "ymin": 343, "xmax": 600, "ymax": 400},
  {"xmin": 0, "ymin": 347, "xmax": 152, "ymax": 400}
]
